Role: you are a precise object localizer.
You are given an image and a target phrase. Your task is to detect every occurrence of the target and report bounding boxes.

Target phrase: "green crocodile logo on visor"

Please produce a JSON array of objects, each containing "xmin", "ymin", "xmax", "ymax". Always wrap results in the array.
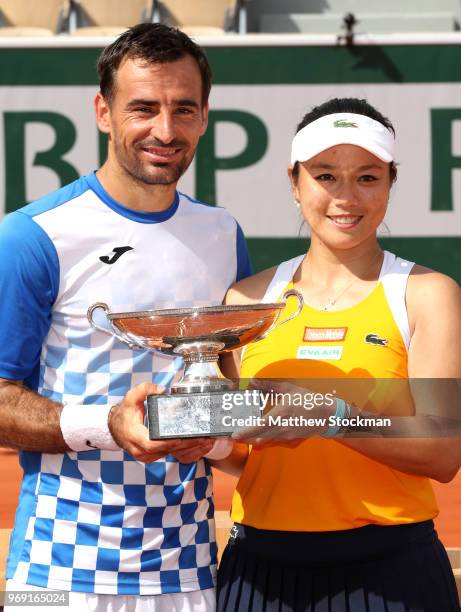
[{"xmin": 333, "ymin": 120, "xmax": 358, "ymax": 128}]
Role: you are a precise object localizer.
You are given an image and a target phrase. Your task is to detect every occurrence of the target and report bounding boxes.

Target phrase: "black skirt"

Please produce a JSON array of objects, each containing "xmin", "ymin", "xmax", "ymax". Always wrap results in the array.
[{"xmin": 217, "ymin": 521, "xmax": 460, "ymax": 612}]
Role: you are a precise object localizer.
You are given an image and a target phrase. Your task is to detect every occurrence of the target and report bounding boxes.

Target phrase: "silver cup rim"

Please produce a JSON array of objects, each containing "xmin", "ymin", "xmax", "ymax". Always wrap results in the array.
[{"xmin": 106, "ymin": 302, "xmax": 284, "ymax": 320}]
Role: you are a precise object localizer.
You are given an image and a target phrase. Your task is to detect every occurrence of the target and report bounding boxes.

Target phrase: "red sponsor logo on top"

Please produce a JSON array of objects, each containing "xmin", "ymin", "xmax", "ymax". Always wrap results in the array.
[{"xmin": 303, "ymin": 327, "xmax": 348, "ymax": 342}]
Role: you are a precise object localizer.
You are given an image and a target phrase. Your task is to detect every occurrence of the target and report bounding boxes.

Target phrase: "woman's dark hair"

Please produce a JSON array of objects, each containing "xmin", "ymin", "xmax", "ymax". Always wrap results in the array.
[
  {"xmin": 292, "ymin": 97, "xmax": 397, "ymax": 183},
  {"xmin": 97, "ymin": 23, "xmax": 212, "ymax": 106}
]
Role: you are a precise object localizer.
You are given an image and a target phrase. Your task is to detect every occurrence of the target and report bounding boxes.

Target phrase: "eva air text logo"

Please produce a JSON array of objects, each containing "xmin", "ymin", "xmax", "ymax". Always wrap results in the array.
[{"xmin": 333, "ymin": 120, "xmax": 358, "ymax": 128}]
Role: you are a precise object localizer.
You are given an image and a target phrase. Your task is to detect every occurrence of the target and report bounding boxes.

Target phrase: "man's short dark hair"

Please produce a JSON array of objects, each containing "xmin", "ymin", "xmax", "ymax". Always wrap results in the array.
[{"xmin": 97, "ymin": 23, "xmax": 212, "ymax": 106}]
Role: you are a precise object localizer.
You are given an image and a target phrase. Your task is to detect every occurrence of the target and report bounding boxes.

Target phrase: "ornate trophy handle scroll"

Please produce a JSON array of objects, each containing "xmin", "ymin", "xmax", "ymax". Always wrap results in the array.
[
  {"xmin": 87, "ymin": 302, "xmax": 111, "ymax": 335},
  {"xmin": 87, "ymin": 302, "xmax": 145, "ymax": 350},
  {"xmin": 253, "ymin": 289, "xmax": 304, "ymax": 342},
  {"xmin": 279, "ymin": 288, "xmax": 304, "ymax": 324}
]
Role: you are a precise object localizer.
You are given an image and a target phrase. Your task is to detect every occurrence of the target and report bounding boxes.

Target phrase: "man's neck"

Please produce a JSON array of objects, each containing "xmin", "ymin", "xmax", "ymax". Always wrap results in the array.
[{"xmin": 96, "ymin": 162, "xmax": 177, "ymax": 213}]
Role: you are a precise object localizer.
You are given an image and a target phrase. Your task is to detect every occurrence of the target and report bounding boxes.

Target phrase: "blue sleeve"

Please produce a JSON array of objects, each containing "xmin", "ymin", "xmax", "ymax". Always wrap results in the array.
[
  {"xmin": 235, "ymin": 222, "xmax": 253, "ymax": 281},
  {"xmin": 0, "ymin": 212, "xmax": 59, "ymax": 380}
]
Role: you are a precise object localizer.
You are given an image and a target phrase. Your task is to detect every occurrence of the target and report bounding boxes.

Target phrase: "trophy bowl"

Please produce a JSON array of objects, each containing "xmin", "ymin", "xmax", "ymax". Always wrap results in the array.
[
  {"xmin": 88, "ymin": 290, "xmax": 303, "ymax": 438},
  {"xmin": 103, "ymin": 302, "xmax": 287, "ymax": 352}
]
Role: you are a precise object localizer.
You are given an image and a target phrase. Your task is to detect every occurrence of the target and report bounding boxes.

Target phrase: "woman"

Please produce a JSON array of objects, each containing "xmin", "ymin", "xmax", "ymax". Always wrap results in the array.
[{"xmin": 212, "ymin": 98, "xmax": 461, "ymax": 611}]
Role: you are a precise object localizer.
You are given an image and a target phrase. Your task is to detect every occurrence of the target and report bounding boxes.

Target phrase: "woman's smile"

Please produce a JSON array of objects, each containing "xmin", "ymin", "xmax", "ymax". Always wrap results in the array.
[{"xmin": 326, "ymin": 214, "xmax": 363, "ymax": 229}]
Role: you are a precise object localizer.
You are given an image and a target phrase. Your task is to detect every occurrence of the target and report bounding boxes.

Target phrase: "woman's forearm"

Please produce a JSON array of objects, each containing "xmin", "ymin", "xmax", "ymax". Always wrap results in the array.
[
  {"xmin": 209, "ymin": 442, "xmax": 249, "ymax": 477},
  {"xmin": 339, "ymin": 437, "xmax": 461, "ymax": 483}
]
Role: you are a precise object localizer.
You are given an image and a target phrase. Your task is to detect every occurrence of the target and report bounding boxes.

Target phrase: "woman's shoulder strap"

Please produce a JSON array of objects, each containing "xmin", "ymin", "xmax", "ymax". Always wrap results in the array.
[
  {"xmin": 379, "ymin": 250, "xmax": 415, "ymax": 350},
  {"xmin": 261, "ymin": 255, "xmax": 305, "ymax": 303}
]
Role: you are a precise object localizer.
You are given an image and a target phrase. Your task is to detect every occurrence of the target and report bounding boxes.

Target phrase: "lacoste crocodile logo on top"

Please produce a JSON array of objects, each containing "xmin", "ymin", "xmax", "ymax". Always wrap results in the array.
[
  {"xmin": 99, "ymin": 246, "xmax": 134, "ymax": 265},
  {"xmin": 333, "ymin": 119, "xmax": 358, "ymax": 128},
  {"xmin": 365, "ymin": 333, "xmax": 388, "ymax": 347}
]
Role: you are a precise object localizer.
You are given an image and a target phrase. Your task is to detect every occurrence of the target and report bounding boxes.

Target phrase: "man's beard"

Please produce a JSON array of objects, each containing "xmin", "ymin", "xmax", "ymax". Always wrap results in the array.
[{"xmin": 114, "ymin": 138, "xmax": 191, "ymax": 186}]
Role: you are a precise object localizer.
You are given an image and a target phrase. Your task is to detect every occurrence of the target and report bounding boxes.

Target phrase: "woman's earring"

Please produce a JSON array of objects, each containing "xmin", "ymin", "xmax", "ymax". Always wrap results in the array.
[{"xmin": 294, "ymin": 200, "xmax": 301, "ymax": 209}]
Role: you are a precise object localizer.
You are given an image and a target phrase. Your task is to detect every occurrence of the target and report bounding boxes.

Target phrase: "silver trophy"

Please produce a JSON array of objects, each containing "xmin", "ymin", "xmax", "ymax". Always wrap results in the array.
[{"xmin": 88, "ymin": 290, "xmax": 303, "ymax": 438}]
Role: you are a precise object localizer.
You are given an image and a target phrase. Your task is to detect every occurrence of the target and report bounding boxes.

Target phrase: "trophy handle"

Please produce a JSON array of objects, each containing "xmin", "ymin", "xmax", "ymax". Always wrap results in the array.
[
  {"xmin": 87, "ymin": 302, "xmax": 145, "ymax": 350},
  {"xmin": 87, "ymin": 302, "xmax": 112, "ymax": 335},
  {"xmin": 253, "ymin": 289, "xmax": 304, "ymax": 342}
]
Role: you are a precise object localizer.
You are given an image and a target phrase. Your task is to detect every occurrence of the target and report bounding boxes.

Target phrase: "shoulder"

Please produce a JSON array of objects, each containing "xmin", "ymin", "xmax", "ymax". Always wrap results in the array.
[
  {"xmin": 19, "ymin": 175, "xmax": 91, "ymax": 219},
  {"xmin": 0, "ymin": 210, "xmax": 47, "ymax": 247},
  {"xmin": 405, "ymin": 264, "xmax": 461, "ymax": 377},
  {"xmin": 177, "ymin": 192, "xmax": 243, "ymax": 232},
  {"xmin": 0, "ymin": 211, "xmax": 60, "ymax": 274},
  {"xmin": 407, "ymin": 264, "xmax": 461, "ymax": 326},
  {"xmin": 0, "ymin": 209, "xmax": 60, "ymax": 265},
  {"xmin": 408, "ymin": 264, "xmax": 460, "ymax": 300},
  {"xmin": 178, "ymin": 193, "xmax": 232, "ymax": 217},
  {"xmin": 225, "ymin": 266, "xmax": 278, "ymax": 305}
]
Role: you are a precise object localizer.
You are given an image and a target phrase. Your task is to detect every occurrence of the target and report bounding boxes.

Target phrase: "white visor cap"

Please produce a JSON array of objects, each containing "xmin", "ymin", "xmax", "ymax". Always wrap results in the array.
[{"xmin": 291, "ymin": 113, "xmax": 395, "ymax": 165}]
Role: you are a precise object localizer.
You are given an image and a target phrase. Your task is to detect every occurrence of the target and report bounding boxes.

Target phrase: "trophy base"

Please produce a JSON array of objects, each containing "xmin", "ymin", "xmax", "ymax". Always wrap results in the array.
[{"xmin": 146, "ymin": 390, "xmax": 263, "ymax": 439}]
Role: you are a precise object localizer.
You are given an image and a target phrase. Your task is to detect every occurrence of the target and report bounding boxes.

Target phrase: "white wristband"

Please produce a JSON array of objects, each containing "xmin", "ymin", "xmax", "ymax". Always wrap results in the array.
[
  {"xmin": 204, "ymin": 437, "xmax": 234, "ymax": 460},
  {"xmin": 60, "ymin": 404, "xmax": 120, "ymax": 452}
]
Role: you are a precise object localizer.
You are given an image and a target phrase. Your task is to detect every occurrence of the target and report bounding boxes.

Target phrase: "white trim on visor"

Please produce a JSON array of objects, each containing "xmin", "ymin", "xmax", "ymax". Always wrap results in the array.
[{"xmin": 291, "ymin": 113, "xmax": 395, "ymax": 165}]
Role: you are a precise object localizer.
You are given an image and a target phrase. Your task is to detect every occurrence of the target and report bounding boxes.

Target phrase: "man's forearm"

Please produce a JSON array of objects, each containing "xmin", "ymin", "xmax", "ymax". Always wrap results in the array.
[{"xmin": 0, "ymin": 380, "xmax": 67, "ymax": 452}]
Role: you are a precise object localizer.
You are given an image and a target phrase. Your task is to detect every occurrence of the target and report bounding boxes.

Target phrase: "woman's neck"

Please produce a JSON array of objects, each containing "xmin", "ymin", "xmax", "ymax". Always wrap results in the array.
[{"xmin": 298, "ymin": 240, "xmax": 384, "ymax": 286}]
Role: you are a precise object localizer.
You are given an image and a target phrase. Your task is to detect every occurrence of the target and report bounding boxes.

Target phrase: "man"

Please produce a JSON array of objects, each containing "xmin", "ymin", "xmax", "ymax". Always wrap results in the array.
[{"xmin": 0, "ymin": 23, "xmax": 250, "ymax": 610}]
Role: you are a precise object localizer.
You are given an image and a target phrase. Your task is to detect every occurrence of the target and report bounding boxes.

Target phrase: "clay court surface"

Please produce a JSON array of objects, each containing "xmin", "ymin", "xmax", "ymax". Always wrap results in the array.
[{"xmin": 1, "ymin": 446, "xmax": 460, "ymax": 544}]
